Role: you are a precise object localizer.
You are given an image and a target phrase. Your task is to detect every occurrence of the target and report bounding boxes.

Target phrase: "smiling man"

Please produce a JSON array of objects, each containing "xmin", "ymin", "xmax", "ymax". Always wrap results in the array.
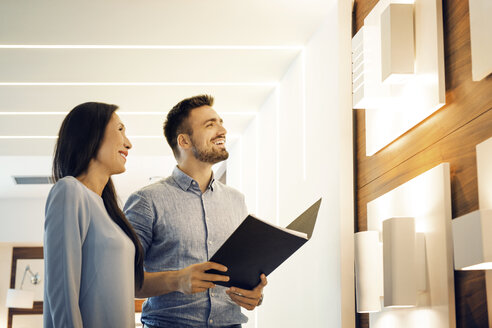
[{"xmin": 124, "ymin": 95, "xmax": 267, "ymax": 328}]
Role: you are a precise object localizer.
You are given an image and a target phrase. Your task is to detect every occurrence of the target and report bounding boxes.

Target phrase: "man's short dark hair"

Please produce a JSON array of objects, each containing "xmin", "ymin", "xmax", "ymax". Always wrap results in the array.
[{"xmin": 163, "ymin": 94, "xmax": 214, "ymax": 159}]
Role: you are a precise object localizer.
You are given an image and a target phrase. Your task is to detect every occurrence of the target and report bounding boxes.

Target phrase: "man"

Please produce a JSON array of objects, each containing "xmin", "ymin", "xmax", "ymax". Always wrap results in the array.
[{"xmin": 124, "ymin": 95, "xmax": 267, "ymax": 328}]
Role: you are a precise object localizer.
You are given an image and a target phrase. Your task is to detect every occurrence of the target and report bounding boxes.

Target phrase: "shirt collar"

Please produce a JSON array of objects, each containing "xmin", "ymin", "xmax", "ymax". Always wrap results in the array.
[{"xmin": 172, "ymin": 166, "xmax": 215, "ymax": 192}]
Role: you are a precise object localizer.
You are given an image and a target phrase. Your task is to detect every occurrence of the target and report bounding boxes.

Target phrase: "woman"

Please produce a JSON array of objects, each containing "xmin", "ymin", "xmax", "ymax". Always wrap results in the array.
[{"xmin": 43, "ymin": 102, "xmax": 144, "ymax": 328}]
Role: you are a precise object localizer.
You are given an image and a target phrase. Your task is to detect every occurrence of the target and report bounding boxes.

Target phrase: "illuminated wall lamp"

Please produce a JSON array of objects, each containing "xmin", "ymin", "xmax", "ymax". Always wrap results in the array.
[
  {"xmin": 354, "ymin": 231, "xmax": 383, "ymax": 313},
  {"xmin": 5, "ymin": 265, "xmax": 41, "ymax": 309},
  {"xmin": 380, "ymin": 3, "xmax": 415, "ymax": 84},
  {"xmin": 383, "ymin": 217, "xmax": 427, "ymax": 308},
  {"xmin": 452, "ymin": 209, "xmax": 492, "ymax": 270}
]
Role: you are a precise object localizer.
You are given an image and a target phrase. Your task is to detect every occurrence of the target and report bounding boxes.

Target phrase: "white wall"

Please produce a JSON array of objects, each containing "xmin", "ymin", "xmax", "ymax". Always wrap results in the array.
[
  {"xmin": 0, "ymin": 197, "xmax": 43, "ymax": 328},
  {"xmin": 0, "ymin": 244, "xmax": 13, "ymax": 328},
  {"xmin": 227, "ymin": 1, "xmax": 354, "ymax": 326},
  {"xmin": 0, "ymin": 199, "xmax": 45, "ymax": 244}
]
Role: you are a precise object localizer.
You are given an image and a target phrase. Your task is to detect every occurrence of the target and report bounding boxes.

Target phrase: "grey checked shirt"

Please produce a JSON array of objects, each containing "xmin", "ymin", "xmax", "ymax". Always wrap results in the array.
[{"xmin": 124, "ymin": 166, "xmax": 248, "ymax": 328}]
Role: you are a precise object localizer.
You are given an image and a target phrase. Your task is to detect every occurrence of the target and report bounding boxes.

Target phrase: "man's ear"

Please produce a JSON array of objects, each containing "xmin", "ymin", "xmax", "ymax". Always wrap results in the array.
[{"xmin": 177, "ymin": 133, "xmax": 191, "ymax": 150}]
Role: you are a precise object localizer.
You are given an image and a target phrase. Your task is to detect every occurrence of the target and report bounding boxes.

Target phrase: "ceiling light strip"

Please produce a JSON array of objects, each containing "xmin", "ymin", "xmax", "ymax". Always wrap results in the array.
[
  {"xmin": 0, "ymin": 134, "xmax": 241, "ymax": 139},
  {"xmin": 275, "ymin": 86, "xmax": 280, "ymax": 226},
  {"xmin": 0, "ymin": 136, "xmax": 58, "ymax": 139},
  {"xmin": 0, "ymin": 136, "xmax": 161, "ymax": 139},
  {"xmin": 0, "ymin": 112, "xmax": 66, "ymax": 115},
  {"xmin": 0, "ymin": 82, "xmax": 279, "ymax": 87},
  {"xmin": 301, "ymin": 49, "xmax": 307, "ymax": 181},
  {"xmin": 0, "ymin": 45, "xmax": 304, "ymax": 51},
  {"xmin": 0, "ymin": 111, "xmax": 259, "ymax": 116},
  {"xmin": 118, "ymin": 112, "xmax": 258, "ymax": 117}
]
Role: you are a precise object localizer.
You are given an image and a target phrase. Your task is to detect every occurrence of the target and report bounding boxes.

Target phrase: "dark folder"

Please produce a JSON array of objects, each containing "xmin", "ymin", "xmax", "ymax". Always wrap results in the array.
[{"xmin": 206, "ymin": 198, "xmax": 322, "ymax": 290}]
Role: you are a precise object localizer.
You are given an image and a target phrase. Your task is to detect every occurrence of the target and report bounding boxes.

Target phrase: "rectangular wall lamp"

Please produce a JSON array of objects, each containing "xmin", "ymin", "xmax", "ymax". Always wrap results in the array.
[
  {"xmin": 382, "ymin": 217, "xmax": 427, "ymax": 308},
  {"xmin": 380, "ymin": 3, "xmax": 415, "ymax": 84},
  {"xmin": 383, "ymin": 217, "xmax": 416, "ymax": 307},
  {"xmin": 452, "ymin": 209, "xmax": 492, "ymax": 270},
  {"xmin": 355, "ymin": 219, "xmax": 427, "ymax": 313}
]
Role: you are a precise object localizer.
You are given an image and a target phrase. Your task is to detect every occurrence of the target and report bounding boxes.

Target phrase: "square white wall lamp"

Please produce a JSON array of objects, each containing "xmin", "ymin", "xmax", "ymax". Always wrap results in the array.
[
  {"xmin": 380, "ymin": 3, "xmax": 415, "ymax": 83},
  {"xmin": 469, "ymin": 0, "xmax": 492, "ymax": 81},
  {"xmin": 352, "ymin": 0, "xmax": 446, "ymax": 156},
  {"xmin": 355, "ymin": 223, "xmax": 427, "ymax": 313},
  {"xmin": 355, "ymin": 231, "xmax": 383, "ymax": 313},
  {"xmin": 452, "ymin": 209, "xmax": 492, "ymax": 270},
  {"xmin": 367, "ymin": 163, "xmax": 455, "ymax": 328}
]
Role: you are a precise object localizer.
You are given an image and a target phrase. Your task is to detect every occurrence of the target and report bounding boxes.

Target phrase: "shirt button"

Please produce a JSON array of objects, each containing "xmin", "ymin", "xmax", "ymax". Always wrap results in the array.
[
  {"xmin": 210, "ymin": 319, "xmax": 213, "ymax": 324},
  {"xmin": 211, "ymin": 292, "xmax": 215, "ymax": 296},
  {"xmin": 208, "ymin": 240, "xmax": 212, "ymax": 244}
]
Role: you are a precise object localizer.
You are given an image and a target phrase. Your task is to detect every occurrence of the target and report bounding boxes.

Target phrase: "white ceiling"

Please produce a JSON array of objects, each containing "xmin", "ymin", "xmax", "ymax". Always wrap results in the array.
[
  {"xmin": 0, "ymin": 0, "xmax": 331, "ymax": 45},
  {"xmin": 0, "ymin": 0, "xmax": 334, "ymax": 200}
]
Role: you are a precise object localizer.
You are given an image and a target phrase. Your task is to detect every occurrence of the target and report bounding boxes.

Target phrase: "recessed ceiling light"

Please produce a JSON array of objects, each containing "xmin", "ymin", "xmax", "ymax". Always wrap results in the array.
[{"xmin": 13, "ymin": 176, "xmax": 54, "ymax": 185}]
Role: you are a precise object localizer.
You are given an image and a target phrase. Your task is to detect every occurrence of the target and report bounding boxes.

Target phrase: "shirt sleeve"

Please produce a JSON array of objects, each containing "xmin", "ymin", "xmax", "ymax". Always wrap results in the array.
[
  {"xmin": 43, "ymin": 179, "xmax": 90, "ymax": 328},
  {"xmin": 124, "ymin": 191, "xmax": 155, "ymax": 256}
]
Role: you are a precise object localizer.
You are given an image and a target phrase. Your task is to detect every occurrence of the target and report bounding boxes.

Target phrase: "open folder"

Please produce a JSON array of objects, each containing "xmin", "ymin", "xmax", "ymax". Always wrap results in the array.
[{"xmin": 206, "ymin": 198, "xmax": 322, "ymax": 290}]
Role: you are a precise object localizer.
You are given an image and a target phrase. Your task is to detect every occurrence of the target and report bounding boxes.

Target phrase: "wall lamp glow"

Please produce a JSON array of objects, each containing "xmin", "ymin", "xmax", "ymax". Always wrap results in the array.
[
  {"xmin": 355, "ymin": 231, "xmax": 383, "ymax": 313},
  {"xmin": 452, "ymin": 209, "xmax": 492, "ymax": 270},
  {"xmin": 6, "ymin": 265, "xmax": 41, "ymax": 309}
]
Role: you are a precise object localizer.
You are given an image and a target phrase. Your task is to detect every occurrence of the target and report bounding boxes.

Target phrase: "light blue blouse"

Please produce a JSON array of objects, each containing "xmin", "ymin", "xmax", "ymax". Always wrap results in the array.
[{"xmin": 43, "ymin": 176, "xmax": 135, "ymax": 328}]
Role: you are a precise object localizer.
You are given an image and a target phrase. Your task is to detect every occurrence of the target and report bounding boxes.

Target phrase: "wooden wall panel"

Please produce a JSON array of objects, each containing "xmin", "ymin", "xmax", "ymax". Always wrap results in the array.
[
  {"xmin": 8, "ymin": 247, "xmax": 43, "ymax": 328},
  {"xmin": 353, "ymin": 0, "xmax": 492, "ymax": 327}
]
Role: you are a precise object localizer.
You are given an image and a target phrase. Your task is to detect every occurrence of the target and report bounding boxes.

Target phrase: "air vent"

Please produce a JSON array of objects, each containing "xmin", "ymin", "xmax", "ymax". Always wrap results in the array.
[{"xmin": 13, "ymin": 176, "xmax": 54, "ymax": 185}]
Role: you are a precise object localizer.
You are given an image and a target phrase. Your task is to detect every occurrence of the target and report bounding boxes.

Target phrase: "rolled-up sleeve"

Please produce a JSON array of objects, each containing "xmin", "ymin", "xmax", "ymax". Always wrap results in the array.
[
  {"xmin": 124, "ymin": 191, "xmax": 155, "ymax": 256},
  {"xmin": 43, "ymin": 179, "xmax": 90, "ymax": 328}
]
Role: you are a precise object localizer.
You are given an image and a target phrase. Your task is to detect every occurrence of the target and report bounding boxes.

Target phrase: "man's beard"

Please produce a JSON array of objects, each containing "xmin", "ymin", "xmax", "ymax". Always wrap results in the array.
[{"xmin": 190, "ymin": 138, "xmax": 229, "ymax": 164}]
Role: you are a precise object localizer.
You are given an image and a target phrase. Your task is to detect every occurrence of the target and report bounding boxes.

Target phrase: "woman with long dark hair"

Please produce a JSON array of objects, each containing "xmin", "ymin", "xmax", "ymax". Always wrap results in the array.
[{"xmin": 43, "ymin": 102, "xmax": 144, "ymax": 327}]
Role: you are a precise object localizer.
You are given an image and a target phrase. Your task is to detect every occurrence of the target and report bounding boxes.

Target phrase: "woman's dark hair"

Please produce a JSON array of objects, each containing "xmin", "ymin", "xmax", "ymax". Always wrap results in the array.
[{"xmin": 53, "ymin": 102, "xmax": 144, "ymax": 289}]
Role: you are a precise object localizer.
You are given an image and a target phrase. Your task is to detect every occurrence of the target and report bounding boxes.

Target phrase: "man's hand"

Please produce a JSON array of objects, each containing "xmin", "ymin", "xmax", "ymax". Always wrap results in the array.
[
  {"xmin": 226, "ymin": 274, "xmax": 268, "ymax": 311},
  {"xmin": 177, "ymin": 262, "xmax": 229, "ymax": 294}
]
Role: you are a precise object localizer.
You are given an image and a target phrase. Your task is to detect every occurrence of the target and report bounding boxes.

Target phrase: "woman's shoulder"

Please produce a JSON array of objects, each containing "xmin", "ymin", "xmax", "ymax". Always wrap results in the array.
[
  {"xmin": 47, "ymin": 176, "xmax": 89, "ymax": 204},
  {"xmin": 50, "ymin": 176, "xmax": 81, "ymax": 192},
  {"xmin": 44, "ymin": 177, "xmax": 94, "ymax": 237}
]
